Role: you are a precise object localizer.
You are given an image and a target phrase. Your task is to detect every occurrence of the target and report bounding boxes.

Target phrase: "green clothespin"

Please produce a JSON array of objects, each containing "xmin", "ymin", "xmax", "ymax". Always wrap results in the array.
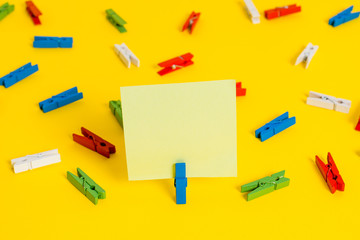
[
  {"xmin": 241, "ymin": 170, "xmax": 290, "ymax": 201},
  {"xmin": 0, "ymin": 2, "xmax": 14, "ymax": 21},
  {"xmin": 106, "ymin": 9, "xmax": 127, "ymax": 33},
  {"xmin": 109, "ymin": 100, "xmax": 123, "ymax": 128},
  {"xmin": 67, "ymin": 168, "xmax": 106, "ymax": 205}
]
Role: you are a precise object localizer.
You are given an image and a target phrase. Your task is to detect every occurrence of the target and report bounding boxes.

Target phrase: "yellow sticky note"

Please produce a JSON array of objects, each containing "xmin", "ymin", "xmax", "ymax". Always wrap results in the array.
[{"xmin": 121, "ymin": 80, "xmax": 237, "ymax": 180}]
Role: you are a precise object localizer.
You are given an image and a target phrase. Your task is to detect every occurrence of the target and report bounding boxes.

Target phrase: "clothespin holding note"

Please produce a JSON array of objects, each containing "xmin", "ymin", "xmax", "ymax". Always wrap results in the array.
[
  {"xmin": 182, "ymin": 11, "xmax": 200, "ymax": 34},
  {"xmin": 67, "ymin": 168, "xmax": 106, "ymax": 205},
  {"xmin": 109, "ymin": 100, "xmax": 123, "ymax": 128},
  {"xmin": 316, "ymin": 153, "xmax": 344, "ymax": 193},
  {"xmin": 236, "ymin": 82, "xmax": 246, "ymax": 96},
  {"xmin": 26, "ymin": 1, "xmax": 41, "ymax": 25},
  {"xmin": 241, "ymin": 170, "xmax": 290, "ymax": 201},
  {"xmin": 174, "ymin": 163, "xmax": 187, "ymax": 204},
  {"xmin": 0, "ymin": 2, "xmax": 14, "ymax": 21}
]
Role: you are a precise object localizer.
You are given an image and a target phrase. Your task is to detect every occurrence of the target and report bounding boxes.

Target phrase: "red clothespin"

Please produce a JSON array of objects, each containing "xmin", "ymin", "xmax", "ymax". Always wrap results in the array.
[
  {"xmin": 236, "ymin": 82, "xmax": 246, "ymax": 96},
  {"xmin": 355, "ymin": 117, "xmax": 360, "ymax": 131},
  {"xmin": 157, "ymin": 53, "xmax": 194, "ymax": 76},
  {"xmin": 182, "ymin": 12, "xmax": 200, "ymax": 34},
  {"xmin": 316, "ymin": 152, "xmax": 345, "ymax": 194},
  {"xmin": 73, "ymin": 127, "xmax": 116, "ymax": 158},
  {"xmin": 264, "ymin": 4, "xmax": 301, "ymax": 20},
  {"xmin": 26, "ymin": 1, "xmax": 42, "ymax": 25}
]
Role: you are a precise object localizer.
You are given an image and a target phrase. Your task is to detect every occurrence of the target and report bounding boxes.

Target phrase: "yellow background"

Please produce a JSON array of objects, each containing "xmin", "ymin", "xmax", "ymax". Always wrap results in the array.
[{"xmin": 1, "ymin": 0, "xmax": 359, "ymax": 239}]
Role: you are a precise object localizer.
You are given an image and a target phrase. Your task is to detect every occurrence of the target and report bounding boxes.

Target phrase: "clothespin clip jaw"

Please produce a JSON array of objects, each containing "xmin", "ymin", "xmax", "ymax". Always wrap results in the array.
[
  {"xmin": 255, "ymin": 112, "xmax": 296, "ymax": 142},
  {"xmin": 174, "ymin": 163, "xmax": 187, "ymax": 204},
  {"xmin": 316, "ymin": 153, "xmax": 345, "ymax": 194},
  {"xmin": 236, "ymin": 82, "xmax": 246, "ymax": 96},
  {"xmin": 329, "ymin": 6, "xmax": 360, "ymax": 27},
  {"xmin": 33, "ymin": 36, "xmax": 73, "ymax": 48},
  {"xmin": 73, "ymin": 127, "xmax": 116, "ymax": 158},
  {"xmin": 67, "ymin": 168, "xmax": 106, "ymax": 205},
  {"xmin": 264, "ymin": 4, "xmax": 301, "ymax": 20},
  {"xmin": 0, "ymin": 62, "xmax": 38, "ymax": 88},
  {"xmin": 106, "ymin": 9, "xmax": 127, "ymax": 33},
  {"xmin": 114, "ymin": 43, "xmax": 140, "ymax": 68},
  {"xmin": 182, "ymin": 12, "xmax": 200, "ymax": 34},
  {"xmin": 109, "ymin": 100, "xmax": 123, "ymax": 128},
  {"xmin": 244, "ymin": 0, "xmax": 260, "ymax": 24},
  {"xmin": 306, "ymin": 91, "xmax": 351, "ymax": 113},
  {"xmin": 0, "ymin": 2, "xmax": 14, "ymax": 21},
  {"xmin": 39, "ymin": 87, "xmax": 83, "ymax": 113},
  {"xmin": 11, "ymin": 149, "xmax": 61, "ymax": 174},
  {"xmin": 157, "ymin": 53, "xmax": 194, "ymax": 76},
  {"xmin": 241, "ymin": 170, "xmax": 290, "ymax": 201},
  {"xmin": 295, "ymin": 43, "xmax": 319, "ymax": 69},
  {"xmin": 26, "ymin": 1, "xmax": 41, "ymax": 25}
]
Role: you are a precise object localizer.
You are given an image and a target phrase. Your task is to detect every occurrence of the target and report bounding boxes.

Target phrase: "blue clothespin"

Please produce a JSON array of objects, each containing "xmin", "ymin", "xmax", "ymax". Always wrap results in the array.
[
  {"xmin": 39, "ymin": 87, "xmax": 83, "ymax": 113},
  {"xmin": 255, "ymin": 112, "xmax": 296, "ymax": 142},
  {"xmin": 33, "ymin": 36, "xmax": 73, "ymax": 48},
  {"xmin": 329, "ymin": 6, "xmax": 360, "ymax": 27},
  {"xmin": 0, "ymin": 63, "xmax": 38, "ymax": 88},
  {"xmin": 174, "ymin": 163, "xmax": 187, "ymax": 204}
]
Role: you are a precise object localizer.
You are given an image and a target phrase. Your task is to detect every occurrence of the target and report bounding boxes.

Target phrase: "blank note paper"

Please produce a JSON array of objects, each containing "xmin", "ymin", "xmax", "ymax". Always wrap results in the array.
[{"xmin": 121, "ymin": 80, "xmax": 237, "ymax": 180}]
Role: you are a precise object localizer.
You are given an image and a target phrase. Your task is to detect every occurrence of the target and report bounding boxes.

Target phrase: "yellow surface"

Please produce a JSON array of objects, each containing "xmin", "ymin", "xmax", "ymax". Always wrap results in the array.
[
  {"xmin": 1, "ymin": 0, "xmax": 359, "ymax": 239},
  {"xmin": 121, "ymin": 80, "xmax": 237, "ymax": 180}
]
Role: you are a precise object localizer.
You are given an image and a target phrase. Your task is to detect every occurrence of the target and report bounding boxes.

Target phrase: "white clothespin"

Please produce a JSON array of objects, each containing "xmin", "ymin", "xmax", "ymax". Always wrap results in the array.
[
  {"xmin": 11, "ymin": 149, "xmax": 61, "ymax": 174},
  {"xmin": 114, "ymin": 43, "xmax": 140, "ymax": 68},
  {"xmin": 306, "ymin": 91, "xmax": 351, "ymax": 113},
  {"xmin": 244, "ymin": 0, "xmax": 260, "ymax": 24},
  {"xmin": 295, "ymin": 43, "xmax": 319, "ymax": 69}
]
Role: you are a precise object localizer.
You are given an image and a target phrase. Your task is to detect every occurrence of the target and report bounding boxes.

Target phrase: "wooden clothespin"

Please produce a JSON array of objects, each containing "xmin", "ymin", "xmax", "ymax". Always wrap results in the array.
[
  {"xmin": 182, "ymin": 11, "xmax": 200, "ymax": 34},
  {"xmin": 295, "ymin": 43, "xmax": 318, "ymax": 69},
  {"xmin": 114, "ymin": 43, "xmax": 139, "ymax": 68},
  {"xmin": 39, "ymin": 87, "xmax": 83, "ymax": 113},
  {"xmin": 109, "ymin": 100, "xmax": 123, "ymax": 128},
  {"xmin": 264, "ymin": 4, "xmax": 301, "ymax": 20},
  {"xmin": 73, "ymin": 127, "xmax": 116, "ymax": 158},
  {"xmin": 255, "ymin": 112, "xmax": 296, "ymax": 142},
  {"xmin": 157, "ymin": 53, "xmax": 194, "ymax": 76},
  {"xmin": 0, "ymin": 2, "xmax": 14, "ymax": 21},
  {"xmin": 329, "ymin": 6, "xmax": 359, "ymax": 27},
  {"xmin": 11, "ymin": 149, "xmax": 61, "ymax": 173},
  {"xmin": 241, "ymin": 170, "xmax": 290, "ymax": 201},
  {"xmin": 316, "ymin": 153, "xmax": 345, "ymax": 193},
  {"xmin": 106, "ymin": 9, "xmax": 127, "ymax": 33},
  {"xmin": 26, "ymin": 1, "xmax": 41, "ymax": 25},
  {"xmin": 0, "ymin": 62, "xmax": 38, "ymax": 88},
  {"xmin": 244, "ymin": 0, "xmax": 260, "ymax": 24},
  {"xmin": 174, "ymin": 163, "xmax": 187, "ymax": 204},
  {"xmin": 306, "ymin": 91, "xmax": 351, "ymax": 113},
  {"xmin": 236, "ymin": 82, "xmax": 246, "ymax": 96},
  {"xmin": 67, "ymin": 168, "xmax": 106, "ymax": 205}
]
